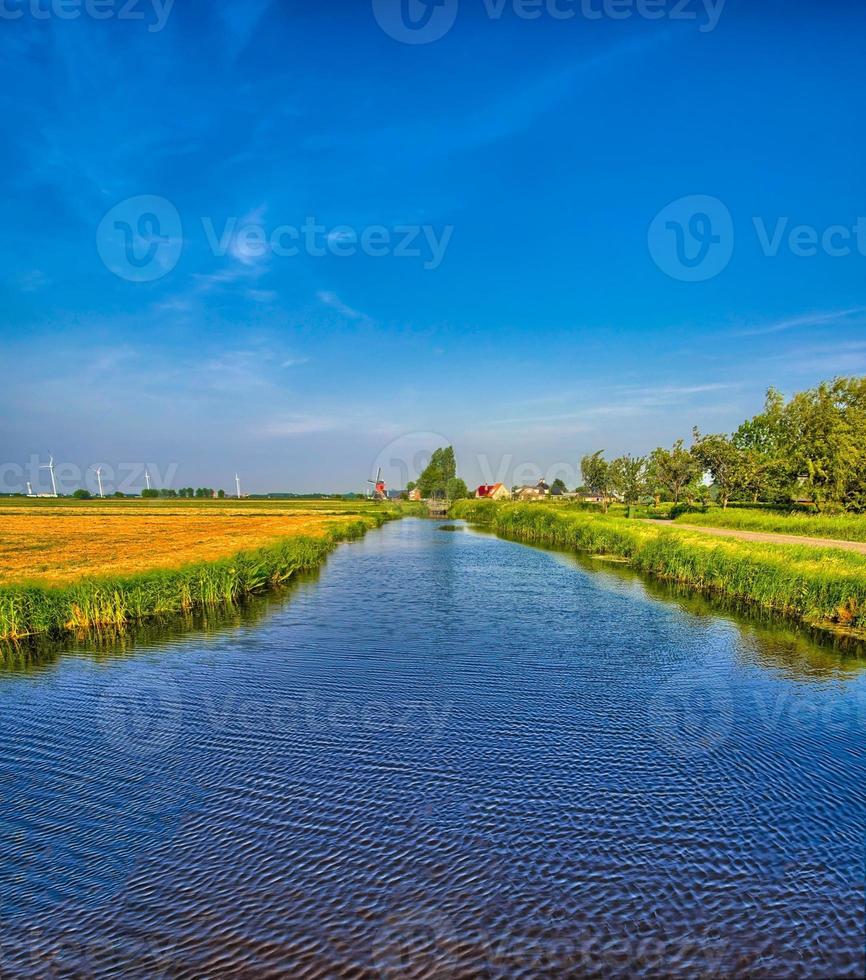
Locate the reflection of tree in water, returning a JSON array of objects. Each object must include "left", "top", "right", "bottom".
[{"left": 0, "top": 566, "right": 325, "bottom": 676}]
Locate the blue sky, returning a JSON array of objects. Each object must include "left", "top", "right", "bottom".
[{"left": 2, "top": 0, "right": 866, "bottom": 493}]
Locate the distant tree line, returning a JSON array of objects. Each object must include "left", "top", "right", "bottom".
[
  {"left": 580, "top": 376, "right": 866, "bottom": 514},
  {"left": 141, "top": 487, "right": 226, "bottom": 499}
]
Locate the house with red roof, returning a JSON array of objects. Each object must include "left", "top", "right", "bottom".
[{"left": 475, "top": 483, "right": 511, "bottom": 500}]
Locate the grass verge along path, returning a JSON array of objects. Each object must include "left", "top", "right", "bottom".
[
  {"left": 670, "top": 507, "right": 866, "bottom": 544},
  {"left": 451, "top": 500, "right": 866, "bottom": 638},
  {"left": 663, "top": 522, "right": 866, "bottom": 556}
]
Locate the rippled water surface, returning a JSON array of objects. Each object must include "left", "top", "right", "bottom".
[{"left": 1, "top": 519, "right": 864, "bottom": 977}]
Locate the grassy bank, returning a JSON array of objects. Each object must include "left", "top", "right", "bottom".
[
  {"left": 451, "top": 500, "right": 866, "bottom": 636},
  {"left": 0, "top": 509, "right": 402, "bottom": 641}
]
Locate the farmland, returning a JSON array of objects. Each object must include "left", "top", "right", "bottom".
[{"left": 0, "top": 498, "right": 408, "bottom": 640}]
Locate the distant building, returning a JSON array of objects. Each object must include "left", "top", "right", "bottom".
[
  {"left": 408, "top": 488, "right": 422, "bottom": 501},
  {"left": 514, "top": 480, "right": 549, "bottom": 501},
  {"left": 475, "top": 483, "right": 511, "bottom": 500}
]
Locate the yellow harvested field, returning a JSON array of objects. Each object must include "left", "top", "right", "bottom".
[{"left": 0, "top": 501, "right": 376, "bottom": 585}]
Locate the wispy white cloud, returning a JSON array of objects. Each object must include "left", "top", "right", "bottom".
[
  {"left": 258, "top": 415, "right": 339, "bottom": 437},
  {"left": 510, "top": 382, "right": 738, "bottom": 416},
  {"left": 731, "top": 307, "right": 866, "bottom": 337},
  {"left": 316, "top": 290, "right": 369, "bottom": 321},
  {"left": 19, "top": 270, "right": 48, "bottom": 292}
]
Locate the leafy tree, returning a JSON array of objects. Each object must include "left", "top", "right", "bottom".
[
  {"left": 446, "top": 477, "right": 469, "bottom": 500},
  {"left": 609, "top": 455, "right": 647, "bottom": 517},
  {"left": 691, "top": 430, "right": 747, "bottom": 509},
  {"left": 141, "top": 488, "right": 159, "bottom": 499},
  {"left": 217, "top": 489, "right": 226, "bottom": 499},
  {"left": 418, "top": 446, "right": 457, "bottom": 498},
  {"left": 113, "top": 491, "right": 125, "bottom": 498},
  {"left": 72, "top": 488, "right": 92, "bottom": 499},
  {"left": 648, "top": 440, "right": 701, "bottom": 504},
  {"left": 406, "top": 481, "right": 416, "bottom": 492},
  {"left": 580, "top": 451, "right": 612, "bottom": 512},
  {"left": 550, "top": 478, "right": 568, "bottom": 494},
  {"left": 782, "top": 377, "right": 866, "bottom": 511},
  {"left": 733, "top": 388, "right": 792, "bottom": 502}
]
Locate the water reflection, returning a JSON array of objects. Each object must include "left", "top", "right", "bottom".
[{"left": 471, "top": 523, "right": 866, "bottom": 682}]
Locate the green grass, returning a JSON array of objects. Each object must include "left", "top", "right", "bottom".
[
  {"left": 0, "top": 514, "right": 395, "bottom": 642},
  {"left": 670, "top": 506, "right": 866, "bottom": 543},
  {"left": 451, "top": 500, "right": 866, "bottom": 636}
]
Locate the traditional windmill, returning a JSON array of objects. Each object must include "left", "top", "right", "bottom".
[{"left": 367, "top": 467, "right": 387, "bottom": 500}]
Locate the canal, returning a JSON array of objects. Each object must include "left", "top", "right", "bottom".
[{"left": 0, "top": 518, "right": 863, "bottom": 976}]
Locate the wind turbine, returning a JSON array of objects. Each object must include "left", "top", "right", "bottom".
[
  {"left": 26, "top": 481, "right": 33, "bottom": 497},
  {"left": 235, "top": 473, "right": 242, "bottom": 499},
  {"left": 144, "top": 469, "right": 151, "bottom": 492},
  {"left": 40, "top": 453, "right": 58, "bottom": 496},
  {"left": 96, "top": 466, "right": 104, "bottom": 499}
]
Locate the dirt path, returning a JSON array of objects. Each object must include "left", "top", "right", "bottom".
[{"left": 646, "top": 521, "right": 866, "bottom": 555}]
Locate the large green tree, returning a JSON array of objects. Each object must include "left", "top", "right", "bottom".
[
  {"left": 732, "top": 387, "right": 792, "bottom": 502},
  {"left": 648, "top": 440, "right": 701, "bottom": 504},
  {"left": 691, "top": 430, "right": 750, "bottom": 509},
  {"left": 580, "top": 451, "right": 612, "bottom": 512},
  {"left": 782, "top": 377, "right": 866, "bottom": 511},
  {"left": 446, "top": 477, "right": 469, "bottom": 500},
  {"left": 417, "top": 446, "right": 457, "bottom": 498},
  {"left": 609, "top": 455, "right": 647, "bottom": 517}
]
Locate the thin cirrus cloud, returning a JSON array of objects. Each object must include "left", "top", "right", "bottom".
[
  {"left": 506, "top": 382, "right": 739, "bottom": 417},
  {"left": 731, "top": 307, "right": 866, "bottom": 337},
  {"left": 258, "top": 416, "right": 341, "bottom": 437},
  {"left": 316, "top": 290, "right": 369, "bottom": 321}
]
